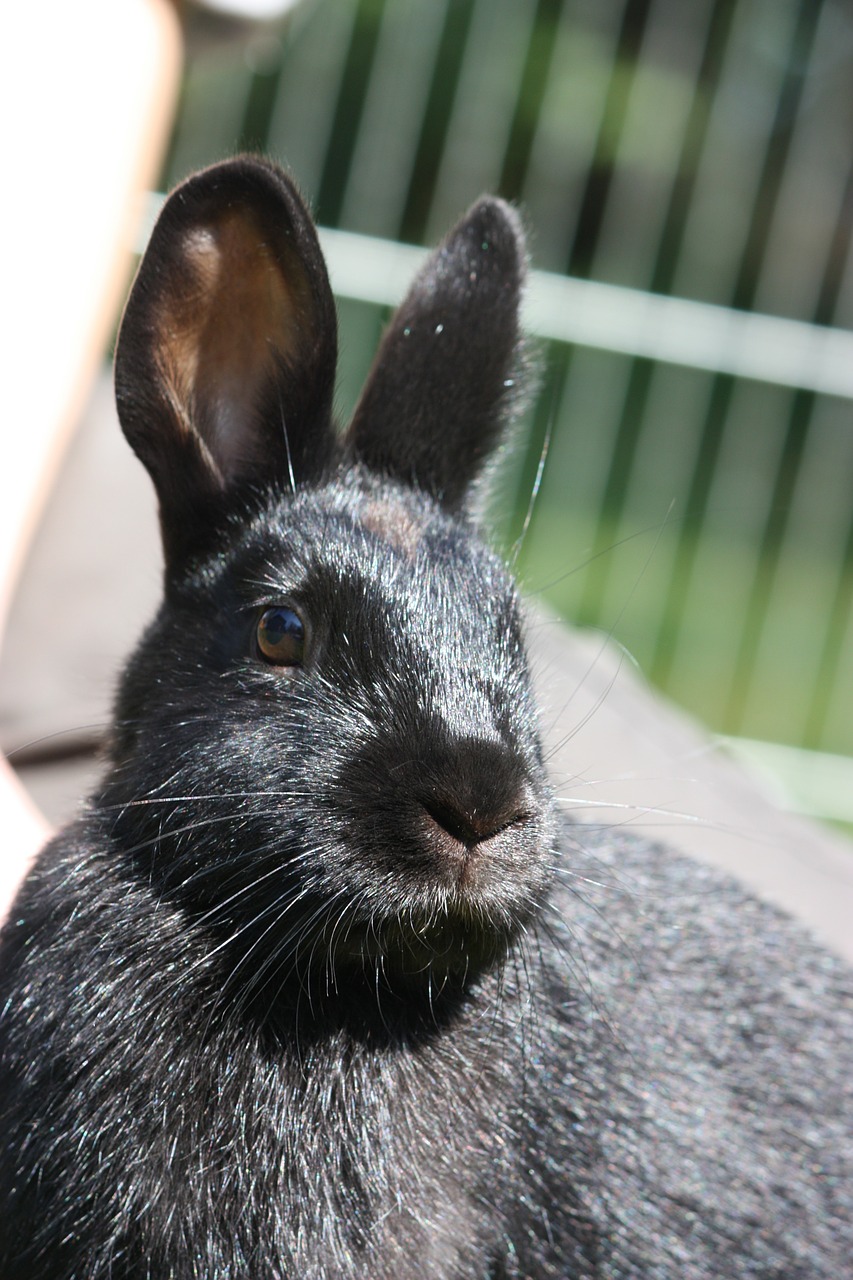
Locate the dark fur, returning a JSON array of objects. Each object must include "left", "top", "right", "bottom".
[{"left": 1, "top": 158, "right": 851, "bottom": 1278}]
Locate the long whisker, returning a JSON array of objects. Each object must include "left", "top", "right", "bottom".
[{"left": 510, "top": 396, "right": 555, "bottom": 568}]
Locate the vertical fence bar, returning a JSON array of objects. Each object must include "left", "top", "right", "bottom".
[
  {"left": 499, "top": 0, "right": 567, "bottom": 199},
  {"left": 337, "top": 0, "right": 451, "bottom": 237},
  {"left": 651, "top": 0, "right": 826, "bottom": 699},
  {"left": 798, "top": 162, "right": 853, "bottom": 750},
  {"left": 265, "top": 0, "right": 361, "bottom": 204},
  {"left": 315, "top": 0, "right": 391, "bottom": 226},
  {"left": 422, "top": 0, "right": 537, "bottom": 242},
  {"left": 508, "top": 0, "right": 636, "bottom": 573},
  {"left": 398, "top": 0, "right": 478, "bottom": 243},
  {"left": 514, "top": 0, "right": 656, "bottom": 616},
  {"left": 574, "top": 0, "right": 733, "bottom": 630}
]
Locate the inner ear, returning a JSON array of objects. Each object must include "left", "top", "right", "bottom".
[
  {"left": 154, "top": 208, "right": 315, "bottom": 482},
  {"left": 115, "top": 158, "right": 338, "bottom": 576}
]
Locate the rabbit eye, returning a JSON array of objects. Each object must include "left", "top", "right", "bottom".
[{"left": 255, "top": 606, "right": 305, "bottom": 666}]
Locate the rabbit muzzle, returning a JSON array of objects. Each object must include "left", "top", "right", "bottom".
[{"left": 325, "top": 724, "right": 554, "bottom": 981}]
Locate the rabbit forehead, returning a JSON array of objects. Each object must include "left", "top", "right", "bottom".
[
  {"left": 239, "top": 481, "right": 522, "bottom": 653},
  {"left": 357, "top": 496, "right": 423, "bottom": 560},
  {"left": 246, "top": 477, "right": 507, "bottom": 592}
]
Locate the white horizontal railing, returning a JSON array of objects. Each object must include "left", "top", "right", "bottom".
[
  {"left": 319, "top": 226, "right": 853, "bottom": 401},
  {"left": 139, "top": 195, "right": 853, "bottom": 401}
]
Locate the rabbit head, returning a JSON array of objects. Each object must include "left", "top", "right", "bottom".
[{"left": 107, "top": 157, "right": 554, "bottom": 1011}]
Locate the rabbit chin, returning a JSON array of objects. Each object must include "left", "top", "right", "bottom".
[
  {"left": 290, "top": 818, "right": 554, "bottom": 996},
  {"left": 296, "top": 898, "right": 524, "bottom": 994}
]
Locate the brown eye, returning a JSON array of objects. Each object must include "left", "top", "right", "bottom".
[{"left": 255, "top": 606, "right": 305, "bottom": 666}]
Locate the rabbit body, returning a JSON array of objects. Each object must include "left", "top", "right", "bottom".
[{"left": 0, "top": 157, "right": 851, "bottom": 1278}]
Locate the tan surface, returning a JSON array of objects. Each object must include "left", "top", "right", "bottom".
[{"left": 533, "top": 615, "right": 853, "bottom": 961}]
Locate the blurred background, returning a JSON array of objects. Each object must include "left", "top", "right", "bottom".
[
  {"left": 3, "top": 0, "right": 852, "bottom": 843},
  {"left": 160, "top": 0, "right": 853, "bottom": 830}
]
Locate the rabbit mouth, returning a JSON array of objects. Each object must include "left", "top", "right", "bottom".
[
  {"left": 313, "top": 798, "right": 550, "bottom": 987},
  {"left": 315, "top": 910, "right": 514, "bottom": 986}
]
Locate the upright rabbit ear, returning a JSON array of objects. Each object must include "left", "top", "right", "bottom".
[
  {"left": 115, "top": 157, "right": 337, "bottom": 574},
  {"left": 347, "top": 196, "right": 526, "bottom": 510}
]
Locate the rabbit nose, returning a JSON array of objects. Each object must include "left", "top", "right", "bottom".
[
  {"left": 335, "top": 731, "right": 544, "bottom": 884},
  {"left": 418, "top": 791, "right": 530, "bottom": 850},
  {"left": 412, "top": 737, "right": 538, "bottom": 861}
]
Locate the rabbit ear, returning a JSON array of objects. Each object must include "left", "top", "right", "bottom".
[
  {"left": 347, "top": 196, "right": 526, "bottom": 509},
  {"left": 115, "top": 157, "right": 337, "bottom": 573}
]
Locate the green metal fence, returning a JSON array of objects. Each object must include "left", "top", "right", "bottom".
[{"left": 160, "top": 0, "right": 853, "bottom": 822}]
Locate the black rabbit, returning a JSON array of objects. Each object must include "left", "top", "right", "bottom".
[{"left": 0, "top": 156, "right": 851, "bottom": 1279}]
